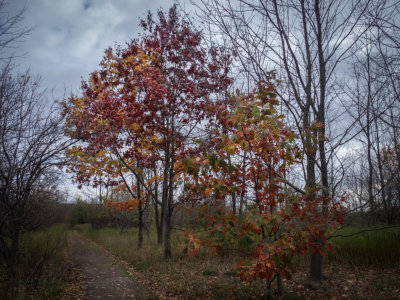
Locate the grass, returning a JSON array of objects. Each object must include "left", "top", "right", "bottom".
[
  {"left": 79, "top": 225, "right": 164, "bottom": 271},
  {"left": 77, "top": 225, "right": 267, "bottom": 299},
  {"left": 327, "top": 225, "right": 400, "bottom": 267},
  {"left": 75, "top": 224, "right": 400, "bottom": 299},
  {"left": 0, "top": 223, "right": 69, "bottom": 300}
]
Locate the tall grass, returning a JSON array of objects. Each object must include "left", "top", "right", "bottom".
[
  {"left": 81, "top": 226, "right": 172, "bottom": 270},
  {"left": 78, "top": 224, "right": 400, "bottom": 269},
  {"left": 0, "top": 224, "right": 68, "bottom": 299},
  {"left": 327, "top": 226, "right": 400, "bottom": 267}
]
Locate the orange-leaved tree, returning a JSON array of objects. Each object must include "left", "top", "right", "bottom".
[{"left": 182, "top": 75, "right": 346, "bottom": 297}]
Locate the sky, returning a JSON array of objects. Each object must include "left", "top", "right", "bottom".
[
  {"left": 5, "top": 0, "right": 198, "bottom": 200},
  {"left": 6, "top": 0, "right": 192, "bottom": 98}
]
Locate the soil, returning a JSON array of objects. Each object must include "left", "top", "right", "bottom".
[{"left": 67, "top": 232, "right": 148, "bottom": 300}]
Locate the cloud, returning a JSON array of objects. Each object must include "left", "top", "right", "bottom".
[
  {"left": 7, "top": 0, "right": 178, "bottom": 98},
  {"left": 4, "top": 0, "right": 196, "bottom": 199}
]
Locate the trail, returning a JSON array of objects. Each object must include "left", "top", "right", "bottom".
[{"left": 68, "top": 232, "right": 147, "bottom": 300}]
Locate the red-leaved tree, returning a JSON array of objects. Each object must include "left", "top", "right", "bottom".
[{"left": 64, "top": 5, "right": 232, "bottom": 257}]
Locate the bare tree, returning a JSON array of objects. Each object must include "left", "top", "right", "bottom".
[
  {"left": 192, "top": 0, "right": 395, "bottom": 283},
  {"left": 345, "top": 2, "right": 400, "bottom": 224},
  {"left": 0, "top": 0, "right": 30, "bottom": 59},
  {"left": 0, "top": 64, "right": 69, "bottom": 297}
]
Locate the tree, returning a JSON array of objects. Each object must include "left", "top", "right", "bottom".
[
  {"left": 0, "top": 3, "right": 68, "bottom": 296},
  {"left": 344, "top": 1, "right": 400, "bottom": 224},
  {"left": 182, "top": 79, "right": 346, "bottom": 297},
  {"left": 65, "top": 5, "right": 231, "bottom": 258},
  {"left": 193, "top": 0, "right": 387, "bottom": 282},
  {"left": 0, "top": 0, "right": 30, "bottom": 60},
  {"left": 0, "top": 64, "right": 69, "bottom": 297}
]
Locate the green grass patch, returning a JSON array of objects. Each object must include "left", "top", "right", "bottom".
[
  {"left": 327, "top": 226, "right": 400, "bottom": 267},
  {"left": 84, "top": 227, "right": 165, "bottom": 271}
]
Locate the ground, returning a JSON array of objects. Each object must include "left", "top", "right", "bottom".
[
  {"left": 62, "top": 228, "right": 400, "bottom": 299},
  {"left": 64, "top": 232, "right": 150, "bottom": 300}
]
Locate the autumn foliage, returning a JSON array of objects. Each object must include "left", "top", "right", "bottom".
[
  {"left": 64, "top": 4, "right": 346, "bottom": 289},
  {"left": 64, "top": 5, "right": 232, "bottom": 254},
  {"left": 181, "top": 75, "right": 347, "bottom": 285}
]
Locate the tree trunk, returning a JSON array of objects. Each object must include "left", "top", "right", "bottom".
[
  {"left": 164, "top": 160, "right": 174, "bottom": 259},
  {"left": 161, "top": 144, "right": 170, "bottom": 246},
  {"left": 164, "top": 113, "right": 176, "bottom": 259},
  {"left": 137, "top": 171, "right": 143, "bottom": 249},
  {"left": 164, "top": 210, "right": 172, "bottom": 259},
  {"left": 153, "top": 177, "right": 163, "bottom": 245},
  {"left": 227, "top": 153, "right": 237, "bottom": 214},
  {"left": 138, "top": 203, "right": 143, "bottom": 249},
  {"left": 154, "top": 199, "right": 163, "bottom": 245},
  {"left": 310, "top": 250, "right": 323, "bottom": 282}
]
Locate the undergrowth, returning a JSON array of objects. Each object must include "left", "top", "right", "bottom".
[
  {"left": 327, "top": 225, "right": 400, "bottom": 267},
  {"left": 0, "top": 224, "right": 68, "bottom": 300},
  {"left": 75, "top": 224, "right": 400, "bottom": 299}
]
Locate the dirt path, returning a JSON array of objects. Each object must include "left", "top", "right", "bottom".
[{"left": 68, "top": 232, "right": 148, "bottom": 300}]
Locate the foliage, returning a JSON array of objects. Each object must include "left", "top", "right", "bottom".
[
  {"left": 68, "top": 198, "right": 148, "bottom": 232},
  {"left": 64, "top": 5, "right": 232, "bottom": 255},
  {"left": 64, "top": 5, "right": 231, "bottom": 192},
  {"left": 181, "top": 77, "right": 347, "bottom": 285}
]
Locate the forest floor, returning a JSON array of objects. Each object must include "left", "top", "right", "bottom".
[
  {"left": 63, "top": 231, "right": 152, "bottom": 300},
  {"left": 63, "top": 227, "right": 400, "bottom": 299}
]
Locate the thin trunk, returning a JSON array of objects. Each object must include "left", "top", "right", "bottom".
[
  {"left": 154, "top": 199, "right": 162, "bottom": 245},
  {"left": 161, "top": 144, "right": 170, "bottom": 246},
  {"left": 138, "top": 201, "right": 143, "bottom": 249},
  {"left": 153, "top": 176, "right": 163, "bottom": 245},
  {"left": 137, "top": 170, "right": 143, "bottom": 249},
  {"left": 374, "top": 119, "right": 388, "bottom": 223},
  {"left": 254, "top": 168, "right": 265, "bottom": 239},
  {"left": 310, "top": 0, "right": 329, "bottom": 282},
  {"left": 365, "top": 51, "right": 375, "bottom": 219},
  {"left": 164, "top": 113, "right": 175, "bottom": 259},
  {"left": 232, "top": 193, "right": 237, "bottom": 215},
  {"left": 227, "top": 153, "right": 237, "bottom": 214},
  {"left": 164, "top": 209, "right": 172, "bottom": 259},
  {"left": 239, "top": 190, "right": 245, "bottom": 218},
  {"left": 239, "top": 151, "right": 247, "bottom": 218}
]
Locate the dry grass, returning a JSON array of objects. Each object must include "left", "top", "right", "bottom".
[{"left": 75, "top": 224, "right": 400, "bottom": 299}]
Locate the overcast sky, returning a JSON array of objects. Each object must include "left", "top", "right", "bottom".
[{"left": 6, "top": 0, "right": 194, "bottom": 99}]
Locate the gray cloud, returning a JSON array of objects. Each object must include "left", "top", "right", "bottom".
[
  {"left": 7, "top": 0, "right": 180, "bottom": 98},
  {"left": 4, "top": 0, "right": 193, "bottom": 198}
]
